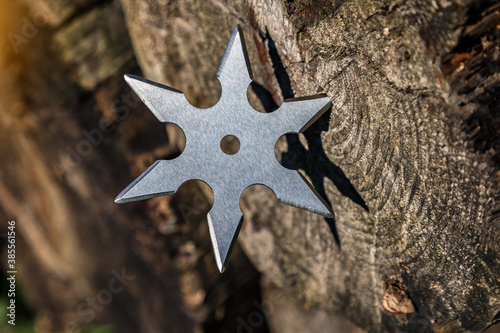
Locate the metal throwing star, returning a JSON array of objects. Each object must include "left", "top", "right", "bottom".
[{"left": 115, "top": 25, "right": 333, "bottom": 272}]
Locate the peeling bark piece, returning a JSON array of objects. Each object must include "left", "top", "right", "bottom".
[{"left": 381, "top": 277, "right": 415, "bottom": 314}]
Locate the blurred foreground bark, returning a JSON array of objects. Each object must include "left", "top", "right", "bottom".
[{"left": 0, "top": 0, "right": 499, "bottom": 332}]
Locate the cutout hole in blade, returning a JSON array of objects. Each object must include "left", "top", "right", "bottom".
[
  {"left": 171, "top": 179, "right": 214, "bottom": 224},
  {"left": 220, "top": 135, "right": 240, "bottom": 155},
  {"left": 274, "top": 133, "right": 306, "bottom": 170},
  {"left": 183, "top": 77, "right": 222, "bottom": 109},
  {"left": 247, "top": 82, "right": 279, "bottom": 113},
  {"left": 165, "top": 123, "right": 186, "bottom": 157}
]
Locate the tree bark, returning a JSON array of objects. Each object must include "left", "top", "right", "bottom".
[{"left": 0, "top": 0, "right": 499, "bottom": 332}]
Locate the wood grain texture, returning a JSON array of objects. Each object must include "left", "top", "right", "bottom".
[
  {"left": 239, "top": 1, "right": 500, "bottom": 331},
  {"left": 1, "top": 0, "right": 499, "bottom": 332},
  {"left": 119, "top": 0, "right": 500, "bottom": 330}
]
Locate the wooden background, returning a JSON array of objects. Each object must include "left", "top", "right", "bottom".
[{"left": 0, "top": 0, "right": 499, "bottom": 332}]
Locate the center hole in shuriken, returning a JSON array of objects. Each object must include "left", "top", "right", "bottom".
[{"left": 220, "top": 135, "right": 240, "bottom": 155}]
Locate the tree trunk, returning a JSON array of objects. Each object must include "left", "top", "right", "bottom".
[{"left": 0, "top": 0, "right": 499, "bottom": 332}]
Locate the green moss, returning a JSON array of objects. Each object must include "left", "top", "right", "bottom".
[
  {"left": 80, "top": 324, "right": 116, "bottom": 333},
  {"left": 295, "top": 0, "right": 312, "bottom": 11}
]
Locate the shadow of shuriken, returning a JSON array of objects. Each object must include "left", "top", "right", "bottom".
[{"left": 250, "top": 27, "right": 369, "bottom": 247}]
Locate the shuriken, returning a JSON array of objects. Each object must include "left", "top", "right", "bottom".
[{"left": 115, "top": 25, "right": 333, "bottom": 272}]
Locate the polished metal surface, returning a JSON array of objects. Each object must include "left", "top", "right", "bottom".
[{"left": 115, "top": 25, "right": 332, "bottom": 272}]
